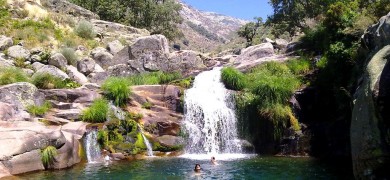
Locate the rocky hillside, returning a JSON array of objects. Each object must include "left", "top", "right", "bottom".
[{"left": 176, "top": 0, "right": 247, "bottom": 52}]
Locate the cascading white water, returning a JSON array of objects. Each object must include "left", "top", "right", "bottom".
[
  {"left": 84, "top": 129, "right": 102, "bottom": 163},
  {"left": 183, "top": 67, "right": 242, "bottom": 154},
  {"left": 138, "top": 125, "right": 154, "bottom": 156}
]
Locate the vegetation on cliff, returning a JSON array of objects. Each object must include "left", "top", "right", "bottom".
[{"left": 70, "top": 0, "right": 183, "bottom": 40}]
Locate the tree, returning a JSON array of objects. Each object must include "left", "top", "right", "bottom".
[{"left": 238, "top": 17, "right": 263, "bottom": 47}]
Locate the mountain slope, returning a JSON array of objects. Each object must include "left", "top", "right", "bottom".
[{"left": 176, "top": 1, "right": 247, "bottom": 52}]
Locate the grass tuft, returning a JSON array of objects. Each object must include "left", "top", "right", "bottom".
[
  {"left": 31, "top": 73, "right": 65, "bottom": 89},
  {"left": 286, "top": 57, "right": 312, "bottom": 75},
  {"left": 41, "top": 146, "right": 57, "bottom": 169},
  {"left": 221, "top": 67, "right": 246, "bottom": 91},
  {"left": 60, "top": 47, "right": 78, "bottom": 65},
  {"left": 81, "top": 98, "right": 109, "bottom": 123},
  {"left": 27, "top": 101, "right": 52, "bottom": 117},
  {"left": 0, "top": 67, "right": 29, "bottom": 85},
  {"left": 102, "top": 77, "right": 131, "bottom": 106}
]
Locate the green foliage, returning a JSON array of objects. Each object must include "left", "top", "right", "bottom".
[
  {"left": 127, "top": 71, "right": 182, "bottom": 85},
  {"left": 70, "top": 0, "right": 183, "bottom": 40},
  {"left": 237, "top": 17, "right": 263, "bottom": 46},
  {"left": 41, "top": 146, "right": 57, "bottom": 169},
  {"left": 0, "top": 67, "right": 29, "bottom": 85},
  {"left": 142, "top": 102, "right": 153, "bottom": 109},
  {"left": 120, "top": 119, "right": 138, "bottom": 133},
  {"left": 101, "top": 77, "right": 131, "bottom": 106},
  {"left": 221, "top": 67, "right": 246, "bottom": 91},
  {"left": 286, "top": 57, "right": 312, "bottom": 75},
  {"left": 31, "top": 73, "right": 78, "bottom": 89},
  {"left": 134, "top": 133, "right": 146, "bottom": 149},
  {"left": 126, "top": 112, "right": 144, "bottom": 122},
  {"left": 27, "top": 101, "right": 52, "bottom": 117},
  {"left": 60, "top": 47, "right": 78, "bottom": 65},
  {"left": 81, "top": 98, "right": 109, "bottom": 123},
  {"left": 14, "top": 57, "right": 27, "bottom": 68},
  {"left": 171, "top": 76, "right": 194, "bottom": 88},
  {"left": 74, "top": 20, "right": 95, "bottom": 39}
]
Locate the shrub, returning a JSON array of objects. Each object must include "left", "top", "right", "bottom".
[
  {"left": 31, "top": 73, "right": 65, "bottom": 89},
  {"left": 74, "top": 20, "right": 95, "bottom": 39},
  {"left": 60, "top": 47, "right": 78, "bottom": 65},
  {"left": 27, "top": 101, "right": 52, "bottom": 117},
  {"left": 14, "top": 57, "right": 27, "bottom": 68},
  {"left": 127, "top": 71, "right": 182, "bottom": 85},
  {"left": 0, "top": 67, "right": 29, "bottom": 85},
  {"left": 221, "top": 67, "right": 246, "bottom": 91},
  {"left": 102, "top": 77, "right": 131, "bottom": 106},
  {"left": 81, "top": 98, "right": 109, "bottom": 123},
  {"left": 41, "top": 146, "right": 57, "bottom": 169},
  {"left": 286, "top": 57, "right": 312, "bottom": 75}
]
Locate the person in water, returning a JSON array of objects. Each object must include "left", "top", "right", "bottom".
[
  {"left": 211, "top": 156, "right": 218, "bottom": 165},
  {"left": 194, "top": 164, "right": 201, "bottom": 173}
]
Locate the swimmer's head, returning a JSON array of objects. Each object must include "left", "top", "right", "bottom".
[{"left": 194, "top": 164, "right": 201, "bottom": 172}]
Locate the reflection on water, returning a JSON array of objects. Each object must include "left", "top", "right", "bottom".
[{"left": 13, "top": 156, "right": 352, "bottom": 180}]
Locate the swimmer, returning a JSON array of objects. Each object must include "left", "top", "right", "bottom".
[
  {"left": 194, "top": 164, "right": 201, "bottom": 173},
  {"left": 211, "top": 156, "right": 218, "bottom": 165}
]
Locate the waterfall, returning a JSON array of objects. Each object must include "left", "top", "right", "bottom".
[
  {"left": 138, "top": 125, "right": 154, "bottom": 156},
  {"left": 84, "top": 128, "right": 102, "bottom": 163},
  {"left": 183, "top": 67, "right": 242, "bottom": 154}
]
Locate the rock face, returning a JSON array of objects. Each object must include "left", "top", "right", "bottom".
[
  {"left": 156, "top": 135, "right": 184, "bottom": 147},
  {"left": 41, "top": 0, "right": 99, "bottom": 19},
  {"left": 0, "top": 121, "right": 87, "bottom": 178},
  {"left": 0, "top": 36, "right": 13, "bottom": 51},
  {"left": 0, "top": 82, "right": 45, "bottom": 110},
  {"left": 0, "top": 102, "right": 30, "bottom": 121},
  {"left": 350, "top": 12, "right": 390, "bottom": 179},
  {"left": 7, "top": 45, "right": 30, "bottom": 59},
  {"left": 236, "top": 43, "right": 274, "bottom": 62}
]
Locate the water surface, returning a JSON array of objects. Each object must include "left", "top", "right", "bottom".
[{"left": 14, "top": 156, "right": 351, "bottom": 179}]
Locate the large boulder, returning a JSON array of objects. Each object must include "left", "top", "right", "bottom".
[
  {"left": 0, "top": 82, "right": 45, "bottom": 110},
  {"left": 362, "top": 12, "right": 390, "bottom": 51},
  {"left": 351, "top": 46, "right": 390, "bottom": 179},
  {"left": 48, "top": 53, "right": 68, "bottom": 69},
  {"left": 107, "top": 40, "right": 124, "bottom": 55},
  {"left": 235, "top": 43, "right": 274, "bottom": 62},
  {"left": 107, "top": 64, "right": 136, "bottom": 77},
  {"left": 41, "top": 88, "right": 101, "bottom": 104},
  {"left": 274, "top": 39, "right": 289, "bottom": 50},
  {"left": 91, "top": 47, "right": 114, "bottom": 69},
  {"left": 169, "top": 50, "right": 206, "bottom": 73},
  {"left": 33, "top": 65, "right": 70, "bottom": 80},
  {"left": 77, "top": 57, "right": 96, "bottom": 75},
  {"left": 7, "top": 45, "right": 30, "bottom": 59},
  {"left": 0, "top": 36, "right": 13, "bottom": 51},
  {"left": 66, "top": 65, "right": 88, "bottom": 85}
]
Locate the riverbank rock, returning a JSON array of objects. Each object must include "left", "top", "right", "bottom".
[
  {"left": 0, "top": 82, "right": 45, "bottom": 110},
  {"left": 156, "top": 135, "right": 184, "bottom": 147}
]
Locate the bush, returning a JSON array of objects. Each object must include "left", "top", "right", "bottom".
[
  {"left": 81, "top": 98, "right": 109, "bottom": 123},
  {"left": 27, "top": 101, "right": 52, "bottom": 117},
  {"left": 101, "top": 77, "right": 131, "bottom": 106},
  {"left": 14, "top": 57, "right": 27, "bottom": 68},
  {"left": 41, "top": 146, "right": 57, "bottom": 169},
  {"left": 74, "top": 20, "right": 95, "bottom": 39},
  {"left": 31, "top": 73, "right": 65, "bottom": 89},
  {"left": 60, "top": 47, "right": 78, "bottom": 65},
  {"left": 0, "top": 67, "right": 29, "bottom": 85},
  {"left": 221, "top": 67, "right": 246, "bottom": 91}
]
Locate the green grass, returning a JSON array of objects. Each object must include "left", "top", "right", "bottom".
[
  {"left": 81, "top": 98, "right": 109, "bottom": 123},
  {"left": 0, "top": 67, "right": 29, "bottom": 85},
  {"left": 101, "top": 77, "right": 131, "bottom": 106},
  {"left": 27, "top": 101, "right": 52, "bottom": 117},
  {"left": 74, "top": 20, "right": 95, "bottom": 39},
  {"left": 134, "top": 133, "right": 146, "bottom": 149},
  {"left": 31, "top": 73, "right": 66, "bottom": 89},
  {"left": 286, "top": 57, "right": 312, "bottom": 75},
  {"left": 221, "top": 67, "right": 246, "bottom": 91},
  {"left": 142, "top": 102, "right": 153, "bottom": 109},
  {"left": 127, "top": 71, "right": 182, "bottom": 85},
  {"left": 60, "top": 47, "right": 78, "bottom": 65},
  {"left": 41, "top": 146, "right": 57, "bottom": 169}
]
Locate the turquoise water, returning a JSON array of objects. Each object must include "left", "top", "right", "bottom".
[{"left": 14, "top": 156, "right": 352, "bottom": 180}]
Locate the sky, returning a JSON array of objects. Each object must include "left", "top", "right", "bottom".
[{"left": 181, "top": 0, "right": 273, "bottom": 21}]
